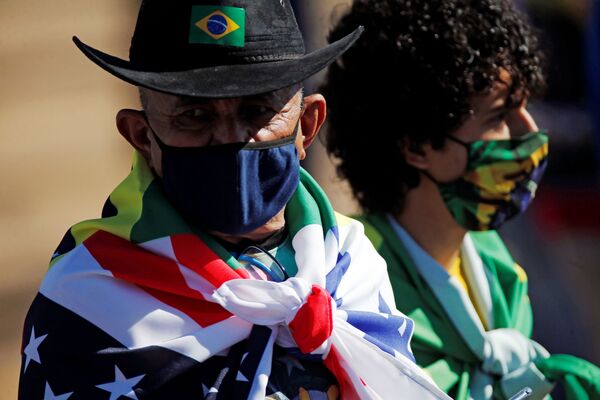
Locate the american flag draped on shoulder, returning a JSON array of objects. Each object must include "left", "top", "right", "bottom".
[{"left": 19, "top": 152, "right": 449, "bottom": 400}]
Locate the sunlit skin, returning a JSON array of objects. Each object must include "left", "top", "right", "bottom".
[
  {"left": 115, "top": 86, "right": 327, "bottom": 245},
  {"left": 397, "top": 73, "right": 539, "bottom": 270}
]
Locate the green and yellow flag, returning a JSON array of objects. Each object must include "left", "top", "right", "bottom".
[{"left": 189, "top": 6, "right": 245, "bottom": 47}]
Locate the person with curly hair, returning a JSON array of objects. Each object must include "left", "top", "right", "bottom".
[{"left": 322, "top": 0, "right": 600, "bottom": 399}]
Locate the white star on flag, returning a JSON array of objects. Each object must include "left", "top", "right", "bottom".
[
  {"left": 44, "top": 382, "right": 72, "bottom": 400},
  {"left": 203, "top": 384, "right": 218, "bottom": 395},
  {"left": 202, "top": 384, "right": 219, "bottom": 395},
  {"left": 236, "top": 352, "right": 249, "bottom": 382},
  {"left": 236, "top": 371, "right": 249, "bottom": 382},
  {"left": 96, "top": 365, "right": 145, "bottom": 400},
  {"left": 23, "top": 326, "right": 48, "bottom": 372}
]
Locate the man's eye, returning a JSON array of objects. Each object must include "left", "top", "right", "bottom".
[{"left": 182, "top": 108, "right": 211, "bottom": 120}]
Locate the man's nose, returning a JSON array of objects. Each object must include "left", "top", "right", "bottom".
[
  {"left": 210, "top": 120, "right": 255, "bottom": 145},
  {"left": 507, "top": 105, "right": 539, "bottom": 137}
]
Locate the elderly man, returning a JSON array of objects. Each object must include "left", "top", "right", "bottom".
[
  {"left": 18, "top": 1, "right": 449, "bottom": 399},
  {"left": 322, "top": 0, "right": 600, "bottom": 399}
]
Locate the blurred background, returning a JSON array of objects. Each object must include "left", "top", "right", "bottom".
[{"left": 0, "top": 0, "right": 598, "bottom": 398}]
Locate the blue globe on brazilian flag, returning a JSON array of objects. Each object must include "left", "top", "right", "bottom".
[{"left": 189, "top": 6, "right": 245, "bottom": 47}]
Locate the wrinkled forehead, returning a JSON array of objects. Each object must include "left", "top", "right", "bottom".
[{"left": 141, "top": 85, "right": 302, "bottom": 111}]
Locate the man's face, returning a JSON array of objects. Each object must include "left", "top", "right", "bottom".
[
  {"left": 116, "top": 85, "right": 326, "bottom": 242},
  {"left": 423, "top": 74, "right": 539, "bottom": 183},
  {"left": 141, "top": 86, "right": 304, "bottom": 176}
]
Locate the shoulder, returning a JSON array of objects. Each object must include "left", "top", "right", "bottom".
[
  {"left": 333, "top": 212, "right": 366, "bottom": 250},
  {"left": 329, "top": 212, "right": 398, "bottom": 312},
  {"left": 351, "top": 214, "right": 386, "bottom": 250},
  {"left": 333, "top": 211, "right": 363, "bottom": 233},
  {"left": 333, "top": 212, "right": 381, "bottom": 251},
  {"left": 332, "top": 211, "right": 386, "bottom": 265}
]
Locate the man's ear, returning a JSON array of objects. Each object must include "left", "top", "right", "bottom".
[
  {"left": 297, "top": 94, "right": 326, "bottom": 160},
  {"left": 401, "top": 138, "right": 431, "bottom": 170},
  {"left": 116, "top": 109, "right": 152, "bottom": 159}
]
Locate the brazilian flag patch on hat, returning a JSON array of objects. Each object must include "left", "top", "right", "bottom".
[{"left": 189, "top": 6, "right": 245, "bottom": 47}]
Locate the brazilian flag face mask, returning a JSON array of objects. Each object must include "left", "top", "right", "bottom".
[{"left": 436, "top": 131, "right": 549, "bottom": 231}]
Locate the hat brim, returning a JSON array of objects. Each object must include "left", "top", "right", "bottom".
[{"left": 73, "top": 26, "right": 363, "bottom": 98}]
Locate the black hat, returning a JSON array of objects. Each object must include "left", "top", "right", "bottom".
[{"left": 73, "top": 0, "right": 363, "bottom": 98}]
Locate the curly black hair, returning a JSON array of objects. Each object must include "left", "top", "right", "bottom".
[{"left": 322, "top": 0, "right": 545, "bottom": 214}]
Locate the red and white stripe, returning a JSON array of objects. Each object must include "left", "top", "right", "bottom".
[{"left": 40, "top": 231, "right": 252, "bottom": 363}]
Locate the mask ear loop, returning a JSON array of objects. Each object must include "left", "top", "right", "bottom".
[
  {"left": 420, "top": 169, "right": 441, "bottom": 185},
  {"left": 143, "top": 113, "right": 170, "bottom": 151},
  {"left": 420, "top": 135, "right": 471, "bottom": 185},
  {"left": 445, "top": 135, "right": 471, "bottom": 148}
]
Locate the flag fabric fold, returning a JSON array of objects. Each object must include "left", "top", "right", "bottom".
[
  {"left": 358, "top": 212, "right": 600, "bottom": 400},
  {"left": 20, "top": 152, "right": 449, "bottom": 400}
]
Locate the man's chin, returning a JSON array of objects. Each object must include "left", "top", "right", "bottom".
[{"left": 207, "top": 208, "right": 287, "bottom": 245}]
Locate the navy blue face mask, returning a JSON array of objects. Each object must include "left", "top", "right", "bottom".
[{"left": 150, "top": 122, "right": 300, "bottom": 235}]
